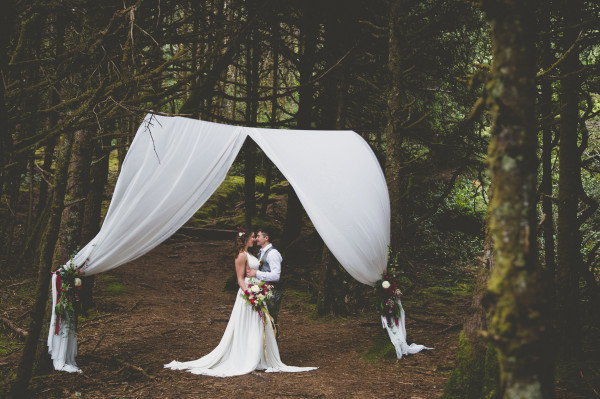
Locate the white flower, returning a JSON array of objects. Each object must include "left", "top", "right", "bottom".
[
  {"left": 266, "top": 291, "right": 273, "bottom": 299},
  {"left": 382, "top": 281, "right": 391, "bottom": 289},
  {"left": 251, "top": 285, "right": 260, "bottom": 293},
  {"left": 395, "top": 289, "right": 402, "bottom": 296},
  {"left": 74, "top": 278, "right": 82, "bottom": 287},
  {"left": 239, "top": 232, "right": 244, "bottom": 237},
  {"left": 257, "top": 294, "right": 265, "bottom": 301}
]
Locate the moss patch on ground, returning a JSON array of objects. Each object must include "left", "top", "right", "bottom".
[
  {"left": 362, "top": 328, "right": 398, "bottom": 361},
  {"left": 99, "top": 275, "right": 128, "bottom": 296}
]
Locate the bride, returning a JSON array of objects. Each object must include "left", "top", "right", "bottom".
[{"left": 165, "top": 229, "right": 317, "bottom": 377}]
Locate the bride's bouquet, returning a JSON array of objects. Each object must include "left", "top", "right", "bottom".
[{"left": 241, "top": 279, "right": 274, "bottom": 321}]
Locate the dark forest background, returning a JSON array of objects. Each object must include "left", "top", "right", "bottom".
[{"left": 1, "top": 0, "right": 599, "bottom": 397}]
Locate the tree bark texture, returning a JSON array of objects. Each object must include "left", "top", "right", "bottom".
[
  {"left": 385, "top": 0, "right": 408, "bottom": 252},
  {"left": 556, "top": 0, "right": 583, "bottom": 360},
  {"left": 79, "top": 137, "right": 110, "bottom": 313},
  {"left": 52, "top": 129, "right": 93, "bottom": 266},
  {"left": 11, "top": 132, "right": 73, "bottom": 397},
  {"left": 316, "top": 1, "right": 356, "bottom": 316},
  {"left": 244, "top": 13, "right": 259, "bottom": 230},
  {"left": 282, "top": 1, "right": 318, "bottom": 249},
  {"left": 443, "top": 186, "right": 500, "bottom": 399},
  {"left": 482, "top": 0, "right": 552, "bottom": 397},
  {"left": 260, "top": 17, "right": 280, "bottom": 218}
]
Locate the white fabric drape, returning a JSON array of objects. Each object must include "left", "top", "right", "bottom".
[
  {"left": 49, "top": 115, "right": 246, "bottom": 368},
  {"left": 75, "top": 115, "right": 246, "bottom": 275},
  {"left": 47, "top": 273, "right": 81, "bottom": 373},
  {"left": 381, "top": 300, "right": 432, "bottom": 358},
  {"left": 248, "top": 128, "right": 389, "bottom": 285},
  {"left": 48, "top": 114, "right": 400, "bottom": 372}
]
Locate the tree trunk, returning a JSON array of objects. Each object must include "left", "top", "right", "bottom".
[
  {"left": 26, "top": 158, "right": 34, "bottom": 237},
  {"left": 481, "top": 0, "right": 552, "bottom": 396},
  {"left": 260, "top": 17, "right": 280, "bottom": 218},
  {"left": 38, "top": 14, "right": 64, "bottom": 220},
  {"left": 52, "top": 129, "right": 93, "bottom": 266},
  {"left": 37, "top": 141, "right": 56, "bottom": 220},
  {"left": 79, "top": 137, "right": 111, "bottom": 313},
  {"left": 282, "top": 1, "right": 318, "bottom": 249},
  {"left": 385, "top": 0, "right": 408, "bottom": 253},
  {"left": 0, "top": 1, "right": 16, "bottom": 251},
  {"left": 316, "top": 0, "right": 354, "bottom": 317},
  {"left": 11, "top": 132, "right": 74, "bottom": 397},
  {"left": 81, "top": 138, "right": 110, "bottom": 245},
  {"left": 556, "top": 0, "right": 583, "bottom": 360},
  {"left": 0, "top": 0, "right": 14, "bottom": 187},
  {"left": 442, "top": 187, "right": 500, "bottom": 398},
  {"left": 244, "top": 12, "right": 259, "bottom": 230},
  {"left": 1, "top": 14, "right": 39, "bottom": 258}
]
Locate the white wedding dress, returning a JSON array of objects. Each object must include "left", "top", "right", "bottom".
[{"left": 164, "top": 252, "right": 317, "bottom": 377}]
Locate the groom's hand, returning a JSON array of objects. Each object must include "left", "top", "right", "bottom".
[{"left": 246, "top": 267, "right": 257, "bottom": 277}]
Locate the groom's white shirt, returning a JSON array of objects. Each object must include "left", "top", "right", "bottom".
[{"left": 256, "top": 243, "right": 282, "bottom": 282}]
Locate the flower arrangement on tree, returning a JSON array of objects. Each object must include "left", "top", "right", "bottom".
[
  {"left": 241, "top": 278, "right": 274, "bottom": 321},
  {"left": 375, "top": 272, "right": 404, "bottom": 327},
  {"left": 54, "top": 262, "right": 83, "bottom": 333},
  {"left": 375, "top": 249, "right": 410, "bottom": 327}
]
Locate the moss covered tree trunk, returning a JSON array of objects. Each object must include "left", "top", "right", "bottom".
[
  {"left": 482, "top": 0, "right": 552, "bottom": 396},
  {"left": 10, "top": 132, "right": 74, "bottom": 397},
  {"left": 556, "top": 0, "right": 583, "bottom": 360},
  {"left": 442, "top": 186, "right": 500, "bottom": 398}
]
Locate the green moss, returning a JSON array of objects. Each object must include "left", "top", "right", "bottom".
[
  {"left": 441, "top": 332, "right": 484, "bottom": 398},
  {"left": 0, "top": 333, "right": 19, "bottom": 356},
  {"left": 362, "top": 328, "right": 398, "bottom": 361},
  {"left": 442, "top": 331, "right": 497, "bottom": 399},
  {"left": 99, "top": 275, "right": 128, "bottom": 296},
  {"left": 187, "top": 175, "right": 266, "bottom": 227},
  {"left": 481, "top": 343, "right": 501, "bottom": 399},
  {"left": 284, "top": 289, "right": 316, "bottom": 314}
]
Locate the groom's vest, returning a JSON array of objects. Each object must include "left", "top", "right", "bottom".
[{"left": 260, "top": 246, "right": 282, "bottom": 291}]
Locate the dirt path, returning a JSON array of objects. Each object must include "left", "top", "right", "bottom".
[{"left": 28, "top": 238, "right": 467, "bottom": 398}]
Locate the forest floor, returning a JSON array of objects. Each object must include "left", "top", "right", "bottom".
[{"left": 2, "top": 235, "right": 473, "bottom": 398}]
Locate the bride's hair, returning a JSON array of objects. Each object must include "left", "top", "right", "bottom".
[{"left": 234, "top": 227, "right": 250, "bottom": 254}]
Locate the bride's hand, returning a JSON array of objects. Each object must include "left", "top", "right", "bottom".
[{"left": 246, "top": 267, "right": 257, "bottom": 277}]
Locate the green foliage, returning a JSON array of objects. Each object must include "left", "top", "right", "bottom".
[
  {"left": 186, "top": 175, "right": 266, "bottom": 227},
  {"left": 445, "top": 177, "right": 487, "bottom": 217}
]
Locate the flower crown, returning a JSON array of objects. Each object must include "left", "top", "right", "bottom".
[{"left": 237, "top": 227, "right": 246, "bottom": 238}]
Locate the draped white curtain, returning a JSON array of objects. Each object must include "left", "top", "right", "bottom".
[
  {"left": 49, "top": 114, "right": 429, "bottom": 372},
  {"left": 248, "top": 128, "right": 389, "bottom": 285}
]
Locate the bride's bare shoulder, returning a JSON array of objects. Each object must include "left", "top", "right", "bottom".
[{"left": 235, "top": 251, "right": 247, "bottom": 261}]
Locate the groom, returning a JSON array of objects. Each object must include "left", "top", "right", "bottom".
[{"left": 246, "top": 228, "right": 283, "bottom": 341}]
